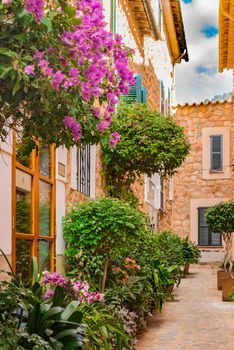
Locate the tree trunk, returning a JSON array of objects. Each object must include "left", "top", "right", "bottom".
[
  {"left": 101, "top": 258, "right": 109, "bottom": 293},
  {"left": 223, "top": 233, "right": 233, "bottom": 275}
]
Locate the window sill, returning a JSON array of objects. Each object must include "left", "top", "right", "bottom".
[
  {"left": 209, "top": 170, "right": 224, "bottom": 174},
  {"left": 198, "top": 246, "right": 224, "bottom": 249}
]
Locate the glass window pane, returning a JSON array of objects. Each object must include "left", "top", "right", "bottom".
[
  {"left": 212, "top": 136, "right": 222, "bottom": 153},
  {"left": 39, "top": 181, "right": 51, "bottom": 236},
  {"left": 16, "top": 239, "right": 32, "bottom": 283},
  {"left": 211, "top": 232, "right": 221, "bottom": 246},
  {"left": 16, "top": 169, "right": 32, "bottom": 234},
  {"left": 199, "top": 208, "right": 207, "bottom": 226},
  {"left": 199, "top": 227, "right": 209, "bottom": 245},
  {"left": 212, "top": 153, "right": 222, "bottom": 170},
  {"left": 16, "top": 136, "right": 32, "bottom": 168},
  {"left": 40, "top": 146, "right": 51, "bottom": 177},
  {"left": 39, "top": 240, "right": 50, "bottom": 272}
]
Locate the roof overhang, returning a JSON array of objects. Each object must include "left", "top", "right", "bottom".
[
  {"left": 219, "top": 0, "right": 234, "bottom": 72},
  {"left": 162, "top": 0, "right": 189, "bottom": 63}
]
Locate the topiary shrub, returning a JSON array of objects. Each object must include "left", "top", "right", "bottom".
[
  {"left": 101, "top": 103, "right": 190, "bottom": 199},
  {"left": 206, "top": 201, "right": 234, "bottom": 271},
  {"left": 63, "top": 197, "right": 149, "bottom": 291}
]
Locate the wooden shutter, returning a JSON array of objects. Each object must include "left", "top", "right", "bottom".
[
  {"left": 210, "top": 135, "right": 223, "bottom": 171},
  {"left": 160, "top": 81, "right": 165, "bottom": 114},
  {"left": 111, "top": 0, "right": 116, "bottom": 36},
  {"left": 141, "top": 87, "right": 147, "bottom": 103},
  {"left": 121, "top": 74, "right": 142, "bottom": 104}
]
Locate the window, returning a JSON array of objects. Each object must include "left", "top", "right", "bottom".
[
  {"left": 198, "top": 208, "right": 221, "bottom": 246},
  {"left": 168, "top": 88, "right": 171, "bottom": 115},
  {"left": 111, "top": 0, "right": 116, "bottom": 36},
  {"left": 13, "top": 136, "right": 55, "bottom": 282},
  {"left": 121, "top": 74, "right": 147, "bottom": 104},
  {"left": 160, "top": 81, "right": 165, "bottom": 115},
  {"left": 160, "top": 176, "right": 165, "bottom": 210},
  {"left": 210, "top": 135, "right": 223, "bottom": 171},
  {"left": 77, "top": 144, "right": 91, "bottom": 196}
]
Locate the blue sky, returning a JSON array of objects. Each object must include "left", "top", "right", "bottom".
[{"left": 176, "top": 0, "right": 232, "bottom": 103}]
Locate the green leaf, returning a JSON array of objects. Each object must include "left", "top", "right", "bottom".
[
  {"left": 61, "top": 301, "right": 80, "bottom": 321},
  {"left": 52, "top": 286, "right": 66, "bottom": 307},
  {"left": 42, "top": 17, "right": 53, "bottom": 32},
  {"left": 63, "top": 340, "right": 83, "bottom": 350},
  {"left": 12, "top": 75, "right": 22, "bottom": 96},
  {"left": 0, "top": 48, "right": 18, "bottom": 58},
  {"left": 65, "top": 5, "right": 76, "bottom": 17}
]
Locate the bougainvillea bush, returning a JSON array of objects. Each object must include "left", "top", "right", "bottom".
[{"left": 0, "top": 0, "right": 134, "bottom": 148}]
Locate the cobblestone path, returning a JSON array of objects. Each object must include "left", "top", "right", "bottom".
[{"left": 136, "top": 266, "right": 234, "bottom": 350}]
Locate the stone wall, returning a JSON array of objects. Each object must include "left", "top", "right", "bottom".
[{"left": 170, "top": 100, "right": 234, "bottom": 250}]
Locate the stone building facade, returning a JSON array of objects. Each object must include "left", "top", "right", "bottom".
[
  {"left": 168, "top": 98, "right": 234, "bottom": 261},
  {"left": 0, "top": 0, "right": 188, "bottom": 277}
]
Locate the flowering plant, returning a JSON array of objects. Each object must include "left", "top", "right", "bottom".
[
  {"left": 112, "top": 257, "right": 141, "bottom": 283},
  {"left": 41, "top": 271, "right": 102, "bottom": 304},
  {"left": 0, "top": 0, "right": 134, "bottom": 148}
]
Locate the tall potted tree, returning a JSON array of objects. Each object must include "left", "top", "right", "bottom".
[{"left": 205, "top": 201, "right": 234, "bottom": 300}]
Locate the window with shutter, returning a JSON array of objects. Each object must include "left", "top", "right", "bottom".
[
  {"left": 160, "top": 176, "right": 165, "bottom": 211},
  {"left": 121, "top": 74, "right": 142, "bottom": 104},
  {"left": 160, "top": 81, "right": 165, "bottom": 115},
  {"left": 111, "top": 0, "right": 116, "bottom": 36},
  {"left": 168, "top": 88, "right": 171, "bottom": 115},
  {"left": 77, "top": 144, "right": 91, "bottom": 196},
  {"left": 210, "top": 135, "right": 223, "bottom": 171},
  {"left": 141, "top": 87, "right": 147, "bottom": 103},
  {"left": 198, "top": 208, "right": 221, "bottom": 246}
]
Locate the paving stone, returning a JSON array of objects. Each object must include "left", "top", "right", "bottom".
[{"left": 136, "top": 265, "right": 234, "bottom": 350}]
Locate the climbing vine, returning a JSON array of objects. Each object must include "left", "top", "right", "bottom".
[{"left": 0, "top": 0, "right": 134, "bottom": 148}]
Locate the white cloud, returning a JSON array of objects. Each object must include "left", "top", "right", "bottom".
[{"left": 175, "top": 0, "right": 233, "bottom": 104}]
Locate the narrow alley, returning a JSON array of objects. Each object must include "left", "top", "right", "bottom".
[{"left": 136, "top": 266, "right": 234, "bottom": 350}]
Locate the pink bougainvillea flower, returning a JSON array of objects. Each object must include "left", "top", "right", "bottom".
[
  {"left": 108, "top": 131, "right": 121, "bottom": 147},
  {"left": 93, "top": 107, "right": 101, "bottom": 118},
  {"left": 2, "top": 0, "right": 12, "bottom": 5},
  {"left": 38, "top": 59, "right": 49, "bottom": 69},
  {"left": 63, "top": 116, "right": 82, "bottom": 141},
  {"left": 97, "top": 121, "right": 109, "bottom": 132},
  {"left": 24, "top": 65, "right": 35, "bottom": 76},
  {"left": 51, "top": 71, "right": 65, "bottom": 91},
  {"left": 33, "top": 49, "right": 45, "bottom": 60},
  {"left": 24, "top": 0, "right": 44, "bottom": 21},
  {"left": 69, "top": 68, "right": 79, "bottom": 78}
]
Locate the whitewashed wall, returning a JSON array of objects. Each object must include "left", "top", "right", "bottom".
[{"left": 0, "top": 133, "right": 13, "bottom": 257}]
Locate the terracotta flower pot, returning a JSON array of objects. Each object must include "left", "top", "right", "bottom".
[
  {"left": 222, "top": 277, "right": 234, "bottom": 301},
  {"left": 217, "top": 270, "right": 231, "bottom": 290}
]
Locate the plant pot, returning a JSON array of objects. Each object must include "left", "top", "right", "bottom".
[
  {"left": 222, "top": 277, "right": 234, "bottom": 301},
  {"left": 217, "top": 270, "right": 230, "bottom": 290},
  {"left": 183, "top": 263, "right": 190, "bottom": 276}
]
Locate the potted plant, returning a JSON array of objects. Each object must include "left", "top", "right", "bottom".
[
  {"left": 206, "top": 201, "right": 234, "bottom": 300},
  {"left": 181, "top": 237, "right": 201, "bottom": 276}
]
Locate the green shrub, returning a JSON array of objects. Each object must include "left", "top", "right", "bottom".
[
  {"left": 63, "top": 197, "right": 149, "bottom": 291},
  {"left": 206, "top": 201, "right": 234, "bottom": 271},
  {"left": 102, "top": 103, "right": 190, "bottom": 198}
]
